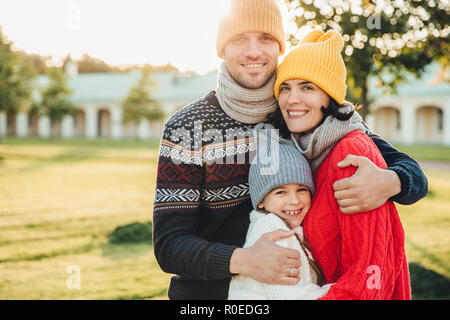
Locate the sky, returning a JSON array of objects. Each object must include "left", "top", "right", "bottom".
[{"left": 0, "top": 0, "right": 300, "bottom": 74}]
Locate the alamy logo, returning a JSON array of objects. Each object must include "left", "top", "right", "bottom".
[
  {"left": 366, "top": 265, "right": 381, "bottom": 290},
  {"left": 367, "top": 13, "right": 381, "bottom": 30},
  {"left": 167, "top": 121, "right": 280, "bottom": 167},
  {"left": 66, "top": 5, "right": 81, "bottom": 31},
  {"left": 66, "top": 265, "right": 81, "bottom": 290},
  {"left": 255, "top": 128, "right": 280, "bottom": 176}
]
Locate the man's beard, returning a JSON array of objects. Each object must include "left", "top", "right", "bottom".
[
  {"left": 225, "top": 58, "right": 277, "bottom": 89},
  {"left": 232, "top": 69, "right": 276, "bottom": 89}
]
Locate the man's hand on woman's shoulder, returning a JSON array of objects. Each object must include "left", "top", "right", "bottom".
[{"left": 333, "top": 154, "right": 401, "bottom": 214}]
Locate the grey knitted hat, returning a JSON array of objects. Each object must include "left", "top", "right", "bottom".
[{"left": 249, "top": 123, "right": 315, "bottom": 209}]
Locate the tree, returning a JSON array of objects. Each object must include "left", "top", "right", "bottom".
[
  {"left": 0, "top": 28, "right": 33, "bottom": 115},
  {"left": 121, "top": 70, "right": 164, "bottom": 129},
  {"left": 19, "top": 52, "right": 51, "bottom": 75},
  {"left": 33, "top": 67, "right": 78, "bottom": 135},
  {"left": 63, "top": 54, "right": 181, "bottom": 74},
  {"left": 285, "top": 0, "right": 449, "bottom": 119},
  {"left": 67, "top": 54, "right": 118, "bottom": 73},
  {"left": 122, "top": 62, "right": 180, "bottom": 74}
]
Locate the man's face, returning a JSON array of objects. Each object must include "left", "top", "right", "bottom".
[{"left": 223, "top": 32, "right": 280, "bottom": 89}]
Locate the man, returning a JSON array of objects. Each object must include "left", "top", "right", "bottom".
[{"left": 153, "top": 0, "right": 427, "bottom": 300}]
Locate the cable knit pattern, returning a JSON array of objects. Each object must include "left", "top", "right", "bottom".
[
  {"left": 302, "top": 130, "right": 411, "bottom": 300},
  {"left": 228, "top": 210, "right": 332, "bottom": 300}
]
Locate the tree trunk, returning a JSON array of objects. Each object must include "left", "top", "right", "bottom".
[{"left": 360, "top": 77, "right": 369, "bottom": 121}]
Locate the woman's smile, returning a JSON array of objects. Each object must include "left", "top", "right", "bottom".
[{"left": 286, "top": 109, "right": 309, "bottom": 119}]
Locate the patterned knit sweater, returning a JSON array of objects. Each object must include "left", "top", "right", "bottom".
[
  {"left": 153, "top": 91, "right": 425, "bottom": 300},
  {"left": 303, "top": 130, "right": 411, "bottom": 299},
  {"left": 153, "top": 91, "right": 255, "bottom": 299}
]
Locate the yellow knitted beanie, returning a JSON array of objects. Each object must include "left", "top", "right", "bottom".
[
  {"left": 216, "top": 0, "right": 285, "bottom": 58},
  {"left": 274, "top": 29, "right": 347, "bottom": 104}
]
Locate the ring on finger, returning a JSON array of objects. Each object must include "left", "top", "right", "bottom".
[{"left": 290, "top": 268, "right": 295, "bottom": 276}]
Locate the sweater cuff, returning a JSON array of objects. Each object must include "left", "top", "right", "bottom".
[
  {"left": 207, "top": 244, "right": 239, "bottom": 279},
  {"left": 387, "top": 166, "right": 412, "bottom": 203}
]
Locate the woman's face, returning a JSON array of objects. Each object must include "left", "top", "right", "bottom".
[{"left": 277, "top": 79, "right": 330, "bottom": 133}]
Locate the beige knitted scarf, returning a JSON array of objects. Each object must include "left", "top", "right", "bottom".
[
  {"left": 216, "top": 62, "right": 278, "bottom": 124},
  {"left": 291, "top": 103, "right": 366, "bottom": 172}
]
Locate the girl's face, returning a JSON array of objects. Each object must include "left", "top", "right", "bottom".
[
  {"left": 277, "top": 79, "right": 330, "bottom": 133},
  {"left": 258, "top": 184, "right": 311, "bottom": 229}
]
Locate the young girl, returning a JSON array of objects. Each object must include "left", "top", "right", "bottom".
[{"left": 227, "top": 123, "right": 332, "bottom": 300}]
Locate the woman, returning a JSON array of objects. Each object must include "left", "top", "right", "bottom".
[{"left": 269, "top": 29, "right": 411, "bottom": 299}]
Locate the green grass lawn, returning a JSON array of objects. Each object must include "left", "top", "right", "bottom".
[
  {"left": 0, "top": 137, "right": 449, "bottom": 299},
  {"left": 0, "top": 137, "right": 169, "bottom": 299},
  {"left": 394, "top": 144, "right": 450, "bottom": 162}
]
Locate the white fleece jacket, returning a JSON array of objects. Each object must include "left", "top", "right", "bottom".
[{"left": 228, "top": 210, "right": 332, "bottom": 300}]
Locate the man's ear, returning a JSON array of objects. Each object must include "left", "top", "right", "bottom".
[{"left": 257, "top": 202, "right": 264, "bottom": 209}]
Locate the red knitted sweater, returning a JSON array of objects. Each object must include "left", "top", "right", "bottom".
[{"left": 303, "top": 130, "right": 411, "bottom": 300}]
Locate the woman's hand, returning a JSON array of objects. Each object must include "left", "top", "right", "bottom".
[{"left": 332, "top": 154, "right": 401, "bottom": 214}]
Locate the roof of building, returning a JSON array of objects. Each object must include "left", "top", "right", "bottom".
[
  {"left": 35, "top": 70, "right": 218, "bottom": 104},
  {"left": 33, "top": 62, "right": 448, "bottom": 105}
]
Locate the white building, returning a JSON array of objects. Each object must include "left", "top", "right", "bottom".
[
  {"left": 365, "top": 63, "right": 450, "bottom": 146},
  {"left": 1, "top": 62, "right": 449, "bottom": 145},
  {"left": 0, "top": 63, "right": 217, "bottom": 140}
]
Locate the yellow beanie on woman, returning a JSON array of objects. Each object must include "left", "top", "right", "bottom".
[
  {"left": 274, "top": 29, "right": 347, "bottom": 104},
  {"left": 216, "top": 0, "right": 285, "bottom": 58}
]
